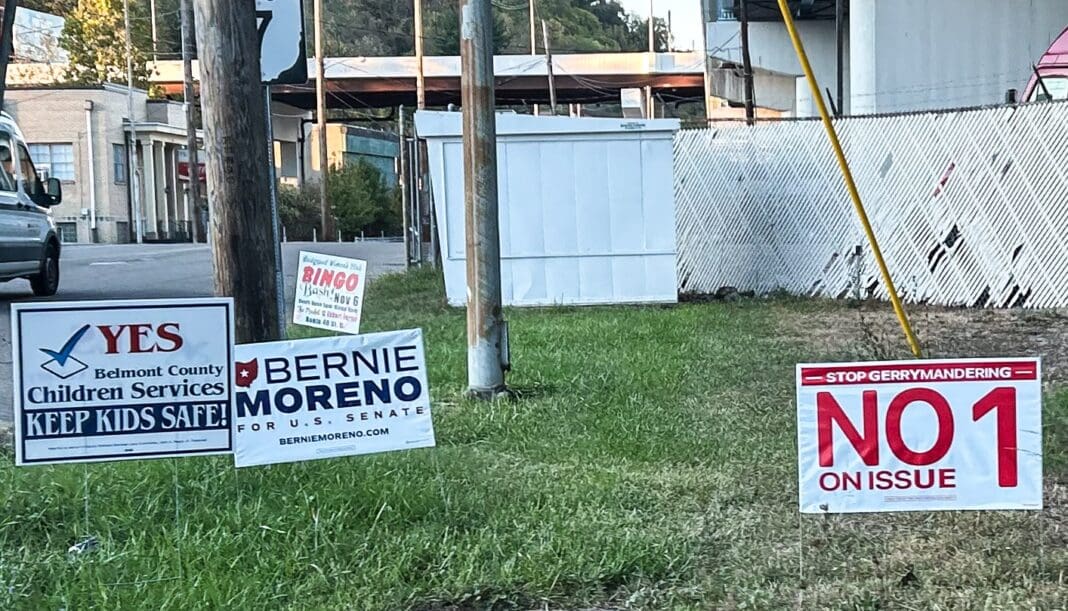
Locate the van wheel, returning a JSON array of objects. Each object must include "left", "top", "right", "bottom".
[{"left": 30, "top": 244, "right": 59, "bottom": 297}]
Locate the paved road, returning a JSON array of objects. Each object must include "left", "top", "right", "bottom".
[{"left": 0, "top": 241, "right": 405, "bottom": 425}]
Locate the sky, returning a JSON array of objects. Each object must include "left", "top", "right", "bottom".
[{"left": 619, "top": 0, "right": 705, "bottom": 52}]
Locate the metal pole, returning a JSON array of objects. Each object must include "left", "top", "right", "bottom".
[
  {"left": 739, "top": 0, "right": 756, "bottom": 125},
  {"left": 85, "top": 103, "right": 98, "bottom": 238},
  {"left": 774, "top": 0, "right": 921, "bottom": 357},
  {"left": 461, "top": 0, "right": 509, "bottom": 398},
  {"left": 648, "top": 0, "right": 654, "bottom": 53},
  {"left": 667, "top": 10, "right": 673, "bottom": 53},
  {"left": 835, "top": 0, "right": 845, "bottom": 116},
  {"left": 314, "top": 0, "right": 332, "bottom": 238},
  {"left": 646, "top": 0, "right": 654, "bottom": 119},
  {"left": 415, "top": 0, "right": 426, "bottom": 109},
  {"left": 150, "top": 0, "right": 159, "bottom": 61},
  {"left": 530, "top": 0, "right": 538, "bottom": 115},
  {"left": 412, "top": 136, "right": 423, "bottom": 263},
  {"left": 265, "top": 88, "right": 287, "bottom": 339},
  {"left": 541, "top": 20, "right": 556, "bottom": 114},
  {"left": 399, "top": 105, "right": 411, "bottom": 269},
  {"left": 180, "top": 0, "right": 201, "bottom": 243},
  {"left": 124, "top": 0, "right": 143, "bottom": 244}
]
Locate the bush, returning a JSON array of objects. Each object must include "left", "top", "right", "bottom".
[
  {"left": 278, "top": 183, "right": 320, "bottom": 241},
  {"left": 329, "top": 160, "right": 401, "bottom": 239},
  {"left": 277, "top": 161, "right": 402, "bottom": 241}
]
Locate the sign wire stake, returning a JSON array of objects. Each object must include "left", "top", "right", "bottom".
[
  {"left": 82, "top": 464, "right": 91, "bottom": 536},
  {"left": 796, "top": 511, "right": 805, "bottom": 598},
  {"left": 173, "top": 458, "right": 184, "bottom": 582}
]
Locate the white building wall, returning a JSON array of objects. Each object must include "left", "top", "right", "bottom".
[
  {"left": 851, "top": 0, "right": 1068, "bottom": 114},
  {"left": 707, "top": 0, "right": 1068, "bottom": 115},
  {"left": 708, "top": 20, "right": 849, "bottom": 115}
]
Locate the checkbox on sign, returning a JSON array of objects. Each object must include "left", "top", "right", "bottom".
[{"left": 41, "top": 356, "right": 88, "bottom": 379}]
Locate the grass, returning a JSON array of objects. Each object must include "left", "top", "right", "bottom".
[{"left": 1, "top": 268, "right": 1065, "bottom": 609}]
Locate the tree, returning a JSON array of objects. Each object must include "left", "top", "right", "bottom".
[
  {"left": 330, "top": 159, "right": 398, "bottom": 239},
  {"left": 61, "top": 0, "right": 154, "bottom": 86},
  {"left": 279, "top": 183, "right": 321, "bottom": 241},
  {"left": 308, "top": 0, "right": 415, "bottom": 57},
  {"left": 424, "top": 1, "right": 513, "bottom": 56},
  {"left": 20, "top": 1, "right": 77, "bottom": 13},
  {"left": 281, "top": 160, "right": 401, "bottom": 240}
]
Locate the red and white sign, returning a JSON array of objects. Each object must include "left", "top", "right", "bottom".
[
  {"left": 177, "top": 148, "right": 206, "bottom": 182},
  {"left": 293, "top": 251, "right": 367, "bottom": 334},
  {"left": 797, "top": 358, "right": 1042, "bottom": 513}
]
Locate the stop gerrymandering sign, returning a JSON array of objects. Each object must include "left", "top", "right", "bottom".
[{"left": 796, "top": 358, "right": 1042, "bottom": 514}]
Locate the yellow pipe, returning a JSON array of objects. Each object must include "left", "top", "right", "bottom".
[{"left": 774, "top": 0, "right": 922, "bottom": 358}]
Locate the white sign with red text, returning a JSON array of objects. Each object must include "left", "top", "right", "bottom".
[
  {"left": 293, "top": 251, "right": 367, "bottom": 335},
  {"left": 232, "top": 330, "right": 435, "bottom": 468},
  {"left": 11, "top": 299, "right": 235, "bottom": 465},
  {"left": 797, "top": 358, "right": 1042, "bottom": 513}
]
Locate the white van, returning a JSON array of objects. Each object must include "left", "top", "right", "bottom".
[{"left": 0, "top": 111, "right": 63, "bottom": 296}]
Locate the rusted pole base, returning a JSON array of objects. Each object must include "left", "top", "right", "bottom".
[{"left": 463, "top": 386, "right": 516, "bottom": 402}]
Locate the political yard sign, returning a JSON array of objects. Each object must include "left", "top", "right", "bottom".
[
  {"left": 233, "top": 329, "right": 434, "bottom": 467},
  {"left": 797, "top": 358, "right": 1042, "bottom": 514},
  {"left": 293, "top": 251, "right": 367, "bottom": 335},
  {"left": 11, "top": 299, "right": 235, "bottom": 465}
]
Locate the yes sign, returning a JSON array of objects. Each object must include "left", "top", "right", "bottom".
[{"left": 796, "top": 359, "right": 1042, "bottom": 514}]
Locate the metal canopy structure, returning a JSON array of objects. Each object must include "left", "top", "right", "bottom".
[
  {"left": 149, "top": 53, "right": 706, "bottom": 110},
  {"left": 714, "top": 0, "right": 847, "bottom": 21}
]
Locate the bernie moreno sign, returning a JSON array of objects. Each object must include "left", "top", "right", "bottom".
[
  {"left": 232, "top": 329, "right": 435, "bottom": 467},
  {"left": 11, "top": 299, "right": 235, "bottom": 465}
]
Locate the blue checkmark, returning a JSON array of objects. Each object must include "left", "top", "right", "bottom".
[{"left": 40, "top": 324, "right": 92, "bottom": 366}]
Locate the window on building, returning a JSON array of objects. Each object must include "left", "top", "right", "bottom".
[
  {"left": 113, "top": 143, "right": 127, "bottom": 183},
  {"left": 56, "top": 222, "right": 78, "bottom": 244},
  {"left": 279, "top": 141, "right": 298, "bottom": 178},
  {"left": 27, "top": 143, "right": 75, "bottom": 181}
]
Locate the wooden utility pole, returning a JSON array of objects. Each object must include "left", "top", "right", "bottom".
[
  {"left": 414, "top": 0, "right": 426, "bottom": 109},
  {"left": 192, "top": 0, "right": 281, "bottom": 342},
  {"left": 180, "top": 0, "right": 201, "bottom": 243},
  {"left": 314, "top": 0, "right": 332, "bottom": 238},
  {"left": 461, "top": 0, "right": 509, "bottom": 399},
  {"left": 0, "top": 0, "right": 18, "bottom": 110},
  {"left": 541, "top": 20, "right": 556, "bottom": 114},
  {"left": 700, "top": 0, "right": 714, "bottom": 124},
  {"left": 739, "top": 0, "right": 756, "bottom": 125},
  {"left": 414, "top": 0, "right": 434, "bottom": 266}
]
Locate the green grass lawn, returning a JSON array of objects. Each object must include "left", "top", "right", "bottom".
[{"left": 1, "top": 268, "right": 1065, "bottom": 610}]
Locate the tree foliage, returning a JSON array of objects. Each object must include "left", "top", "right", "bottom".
[
  {"left": 330, "top": 160, "right": 400, "bottom": 238},
  {"left": 34, "top": 0, "right": 663, "bottom": 86},
  {"left": 306, "top": 0, "right": 665, "bottom": 58},
  {"left": 60, "top": 0, "right": 154, "bottom": 86},
  {"left": 280, "top": 161, "right": 400, "bottom": 241}
]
